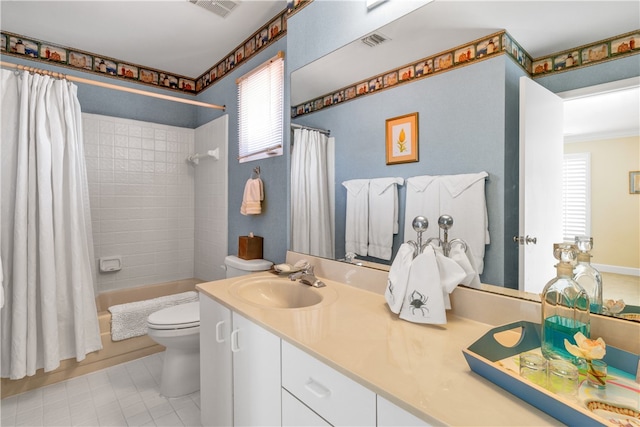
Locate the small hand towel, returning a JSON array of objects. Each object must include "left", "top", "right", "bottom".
[
  {"left": 342, "top": 179, "right": 370, "bottom": 256},
  {"left": 385, "top": 243, "right": 415, "bottom": 314},
  {"left": 399, "top": 247, "right": 447, "bottom": 325},
  {"left": 434, "top": 249, "right": 467, "bottom": 310},
  {"left": 368, "top": 177, "right": 404, "bottom": 260},
  {"left": 448, "top": 244, "right": 481, "bottom": 289},
  {"left": 240, "top": 178, "right": 264, "bottom": 215}
]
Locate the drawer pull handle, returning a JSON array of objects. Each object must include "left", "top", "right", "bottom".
[
  {"left": 215, "top": 321, "right": 226, "bottom": 343},
  {"left": 305, "top": 378, "right": 331, "bottom": 398},
  {"left": 231, "top": 329, "right": 240, "bottom": 353}
]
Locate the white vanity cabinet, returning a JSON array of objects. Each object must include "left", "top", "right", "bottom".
[
  {"left": 281, "top": 340, "right": 376, "bottom": 426},
  {"left": 282, "top": 388, "right": 331, "bottom": 426},
  {"left": 377, "top": 395, "right": 432, "bottom": 426},
  {"left": 200, "top": 296, "right": 281, "bottom": 426}
]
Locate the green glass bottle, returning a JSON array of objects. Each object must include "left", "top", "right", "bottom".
[{"left": 541, "top": 243, "right": 590, "bottom": 362}]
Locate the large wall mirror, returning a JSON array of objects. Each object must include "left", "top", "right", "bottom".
[{"left": 289, "top": 2, "right": 639, "bottom": 320}]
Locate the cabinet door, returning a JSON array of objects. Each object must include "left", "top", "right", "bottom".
[
  {"left": 200, "top": 297, "right": 233, "bottom": 427},
  {"left": 232, "top": 312, "right": 281, "bottom": 426},
  {"left": 282, "top": 388, "right": 331, "bottom": 427},
  {"left": 377, "top": 395, "right": 432, "bottom": 426}
]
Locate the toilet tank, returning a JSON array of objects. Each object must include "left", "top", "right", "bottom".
[{"left": 224, "top": 255, "right": 272, "bottom": 278}]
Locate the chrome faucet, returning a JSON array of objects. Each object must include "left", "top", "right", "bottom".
[{"left": 289, "top": 265, "right": 326, "bottom": 288}]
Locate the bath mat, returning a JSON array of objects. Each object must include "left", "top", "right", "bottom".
[{"left": 108, "top": 291, "right": 199, "bottom": 341}]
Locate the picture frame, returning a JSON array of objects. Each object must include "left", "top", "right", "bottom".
[
  {"left": 386, "top": 112, "right": 418, "bottom": 165},
  {"left": 630, "top": 171, "right": 640, "bottom": 194}
]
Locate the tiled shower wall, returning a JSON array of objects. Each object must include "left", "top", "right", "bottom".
[{"left": 83, "top": 113, "right": 195, "bottom": 293}]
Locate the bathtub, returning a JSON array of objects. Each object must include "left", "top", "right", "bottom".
[{"left": 1, "top": 278, "right": 203, "bottom": 398}]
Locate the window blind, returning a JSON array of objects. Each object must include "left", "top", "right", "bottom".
[
  {"left": 562, "top": 152, "right": 591, "bottom": 242},
  {"left": 237, "top": 52, "right": 284, "bottom": 162}
]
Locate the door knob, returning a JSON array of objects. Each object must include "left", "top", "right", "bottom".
[{"left": 514, "top": 235, "right": 537, "bottom": 245}]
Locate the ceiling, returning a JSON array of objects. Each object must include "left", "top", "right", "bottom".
[
  {"left": 0, "top": 0, "right": 287, "bottom": 77},
  {"left": 1, "top": 0, "right": 638, "bottom": 140}
]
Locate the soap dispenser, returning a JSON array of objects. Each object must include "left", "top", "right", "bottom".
[
  {"left": 573, "top": 236, "right": 603, "bottom": 314},
  {"left": 541, "top": 243, "right": 590, "bottom": 362}
]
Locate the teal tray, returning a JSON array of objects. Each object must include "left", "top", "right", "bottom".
[{"left": 462, "top": 321, "right": 640, "bottom": 426}]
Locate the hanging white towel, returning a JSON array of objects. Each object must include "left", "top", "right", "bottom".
[
  {"left": 368, "top": 177, "right": 404, "bottom": 260},
  {"left": 434, "top": 249, "right": 468, "bottom": 310},
  {"left": 448, "top": 244, "right": 481, "bottom": 289},
  {"left": 439, "top": 172, "right": 489, "bottom": 272},
  {"left": 399, "top": 247, "right": 447, "bottom": 325},
  {"left": 240, "top": 178, "right": 264, "bottom": 215},
  {"left": 404, "top": 175, "right": 440, "bottom": 243},
  {"left": 385, "top": 243, "right": 415, "bottom": 314},
  {"left": 342, "top": 179, "right": 369, "bottom": 256}
]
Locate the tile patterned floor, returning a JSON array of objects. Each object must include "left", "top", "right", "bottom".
[{"left": 1, "top": 352, "right": 202, "bottom": 427}]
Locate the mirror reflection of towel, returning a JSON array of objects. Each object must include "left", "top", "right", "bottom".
[
  {"left": 241, "top": 178, "right": 263, "bottom": 215},
  {"left": 342, "top": 179, "right": 369, "bottom": 256},
  {"left": 368, "top": 177, "right": 404, "bottom": 260}
]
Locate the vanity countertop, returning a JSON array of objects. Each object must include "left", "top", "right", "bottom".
[{"left": 197, "top": 272, "right": 558, "bottom": 426}]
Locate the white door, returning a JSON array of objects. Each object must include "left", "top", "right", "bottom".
[
  {"left": 232, "top": 312, "right": 282, "bottom": 426},
  {"left": 200, "top": 297, "right": 233, "bottom": 427},
  {"left": 518, "top": 76, "right": 564, "bottom": 294}
]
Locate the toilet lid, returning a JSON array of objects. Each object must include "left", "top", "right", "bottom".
[{"left": 147, "top": 301, "right": 200, "bottom": 330}]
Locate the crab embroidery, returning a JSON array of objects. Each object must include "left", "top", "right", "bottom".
[{"left": 408, "top": 290, "right": 429, "bottom": 316}]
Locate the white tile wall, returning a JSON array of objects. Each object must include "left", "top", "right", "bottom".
[{"left": 83, "top": 113, "right": 196, "bottom": 293}]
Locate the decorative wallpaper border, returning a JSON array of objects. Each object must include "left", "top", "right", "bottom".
[
  {"left": 0, "top": 1, "right": 310, "bottom": 95},
  {"left": 1, "top": 1, "right": 636, "bottom": 104},
  {"left": 292, "top": 31, "right": 522, "bottom": 117},
  {"left": 531, "top": 30, "right": 639, "bottom": 75},
  {"left": 291, "top": 29, "right": 639, "bottom": 118}
]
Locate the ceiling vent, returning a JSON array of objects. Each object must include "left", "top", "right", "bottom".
[
  {"left": 361, "top": 32, "right": 389, "bottom": 47},
  {"left": 188, "top": 0, "right": 239, "bottom": 18}
]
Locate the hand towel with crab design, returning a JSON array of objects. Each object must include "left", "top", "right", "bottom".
[
  {"left": 399, "top": 246, "right": 448, "bottom": 324},
  {"left": 384, "top": 243, "right": 415, "bottom": 313},
  {"left": 398, "top": 246, "right": 467, "bottom": 324}
]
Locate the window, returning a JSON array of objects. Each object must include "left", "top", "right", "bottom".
[
  {"left": 562, "top": 152, "right": 591, "bottom": 242},
  {"left": 237, "top": 52, "right": 284, "bottom": 162}
]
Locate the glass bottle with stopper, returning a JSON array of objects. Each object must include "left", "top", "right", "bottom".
[
  {"left": 573, "top": 236, "right": 603, "bottom": 314},
  {"left": 541, "top": 243, "right": 590, "bottom": 362}
]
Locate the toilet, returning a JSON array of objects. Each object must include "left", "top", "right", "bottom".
[{"left": 147, "top": 255, "right": 272, "bottom": 397}]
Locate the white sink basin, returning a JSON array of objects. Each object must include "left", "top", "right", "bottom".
[{"left": 229, "top": 277, "right": 326, "bottom": 309}]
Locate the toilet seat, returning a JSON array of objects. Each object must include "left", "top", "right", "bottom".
[{"left": 147, "top": 301, "right": 200, "bottom": 330}]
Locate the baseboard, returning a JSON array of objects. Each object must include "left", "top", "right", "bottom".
[{"left": 593, "top": 263, "right": 640, "bottom": 277}]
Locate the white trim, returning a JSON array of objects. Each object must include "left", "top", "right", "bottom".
[
  {"left": 558, "top": 76, "right": 640, "bottom": 100},
  {"left": 593, "top": 263, "right": 640, "bottom": 277}
]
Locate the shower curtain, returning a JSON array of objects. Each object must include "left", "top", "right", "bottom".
[
  {"left": 291, "top": 128, "right": 335, "bottom": 259},
  {"left": 0, "top": 69, "right": 102, "bottom": 380}
]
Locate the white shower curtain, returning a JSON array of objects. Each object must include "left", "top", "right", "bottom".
[
  {"left": 291, "top": 129, "right": 335, "bottom": 259},
  {"left": 0, "top": 69, "right": 102, "bottom": 380}
]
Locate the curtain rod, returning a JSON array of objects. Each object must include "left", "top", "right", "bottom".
[
  {"left": 291, "top": 123, "right": 331, "bottom": 136},
  {"left": 1, "top": 61, "right": 225, "bottom": 111}
]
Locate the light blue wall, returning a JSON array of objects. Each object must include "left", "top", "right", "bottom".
[
  {"left": 195, "top": 38, "right": 289, "bottom": 265},
  {"left": 1, "top": 56, "right": 197, "bottom": 128}
]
